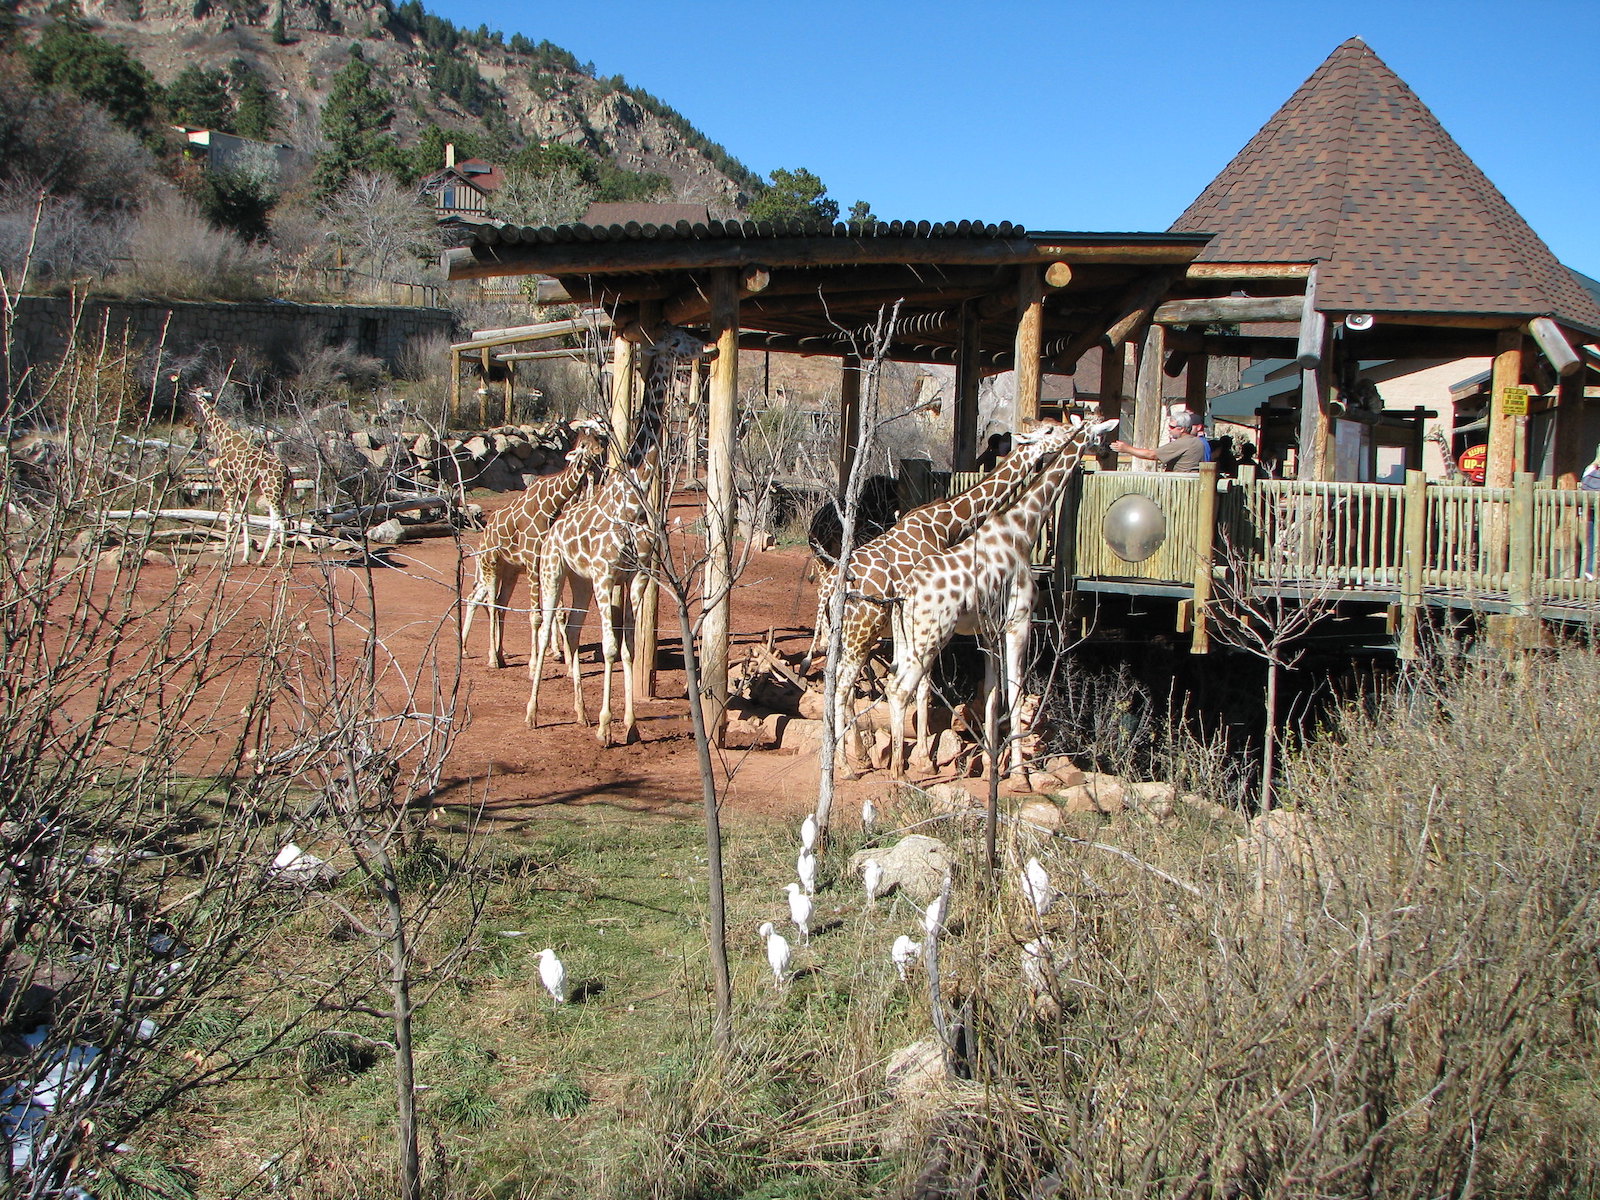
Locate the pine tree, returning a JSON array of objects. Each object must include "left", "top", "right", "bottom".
[
  {"left": 27, "top": 9, "right": 161, "bottom": 133},
  {"left": 270, "top": 0, "right": 288, "bottom": 45},
  {"left": 231, "top": 59, "right": 282, "bottom": 140},
  {"left": 315, "top": 45, "right": 399, "bottom": 197},
  {"left": 749, "top": 168, "right": 839, "bottom": 225},
  {"left": 167, "top": 65, "right": 235, "bottom": 130}
]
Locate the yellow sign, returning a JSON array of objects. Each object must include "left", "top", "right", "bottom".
[{"left": 1501, "top": 386, "right": 1530, "bottom": 416}]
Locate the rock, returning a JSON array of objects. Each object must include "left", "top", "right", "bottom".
[
  {"left": 885, "top": 1039, "right": 946, "bottom": 1100},
  {"left": 797, "top": 688, "right": 825, "bottom": 720},
  {"left": 350, "top": 430, "right": 377, "bottom": 450},
  {"left": 868, "top": 729, "right": 892, "bottom": 770},
  {"left": 366, "top": 518, "right": 407, "bottom": 545},
  {"left": 492, "top": 433, "right": 515, "bottom": 455},
  {"left": 411, "top": 434, "right": 436, "bottom": 459},
  {"left": 931, "top": 728, "right": 964, "bottom": 768},
  {"left": 1125, "top": 780, "right": 1177, "bottom": 821},
  {"left": 1236, "top": 809, "right": 1327, "bottom": 896},
  {"left": 1043, "top": 756, "right": 1087, "bottom": 788},
  {"left": 848, "top": 834, "right": 955, "bottom": 904},
  {"left": 921, "top": 781, "right": 976, "bottom": 813},
  {"left": 1017, "top": 798, "right": 1065, "bottom": 829},
  {"left": 462, "top": 435, "right": 491, "bottom": 459},
  {"left": 780, "top": 717, "right": 823, "bottom": 752},
  {"left": 1060, "top": 773, "right": 1126, "bottom": 815}
]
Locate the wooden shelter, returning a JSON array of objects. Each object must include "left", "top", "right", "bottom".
[
  {"left": 444, "top": 217, "right": 1315, "bottom": 724},
  {"left": 1169, "top": 37, "right": 1600, "bottom": 488}
]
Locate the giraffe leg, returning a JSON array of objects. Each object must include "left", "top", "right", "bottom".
[
  {"left": 563, "top": 575, "right": 593, "bottom": 728},
  {"left": 460, "top": 562, "right": 486, "bottom": 648},
  {"left": 489, "top": 565, "right": 517, "bottom": 669},
  {"left": 593, "top": 580, "right": 621, "bottom": 746},
  {"left": 525, "top": 555, "right": 567, "bottom": 728},
  {"left": 832, "top": 641, "right": 868, "bottom": 779},
  {"left": 616, "top": 572, "right": 646, "bottom": 744}
]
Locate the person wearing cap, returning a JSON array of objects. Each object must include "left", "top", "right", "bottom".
[{"left": 1110, "top": 412, "right": 1208, "bottom": 472}]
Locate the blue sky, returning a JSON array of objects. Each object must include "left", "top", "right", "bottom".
[{"left": 432, "top": 0, "right": 1600, "bottom": 277}]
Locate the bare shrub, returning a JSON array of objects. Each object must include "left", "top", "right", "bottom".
[
  {"left": 114, "top": 192, "right": 272, "bottom": 301},
  {"left": 0, "top": 183, "right": 130, "bottom": 287},
  {"left": 286, "top": 341, "right": 387, "bottom": 403}
]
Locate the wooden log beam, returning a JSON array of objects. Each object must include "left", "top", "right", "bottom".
[
  {"left": 493, "top": 348, "right": 588, "bottom": 362},
  {"left": 702, "top": 269, "right": 740, "bottom": 744},
  {"left": 452, "top": 314, "right": 612, "bottom": 352},
  {"left": 1014, "top": 264, "right": 1044, "bottom": 425},
  {"left": 661, "top": 264, "right": 775, "bottom": 325},
  {"left": 443, "top": 236, "right": 1208, "bottom": 280},
  {"left": 1044, "top": 261, "right": 1073, "bottom": 289},
  {"left": 1486, "top": 329, "right": 1524, "bottom": 489},
  {"left": 954, "top": 301, "right": 982, "bottom": 470},
  {"left": 1153, "top": 295, "right": 1305, "bottom": 325},
  {"left": 837, "top": 353, "right": 861, "bottom": 493},
  {"left": 608, "top": 333, "right": 637, "bottom": 467},
  {"left": 1184, "top": 262, "right": 1313, "bottom": 282},
  {"left": 1295, "top": 266, "right": 1324, "bottom": 370},
  {"left": 1527, "top": 316, "right": 1582, "bottom": 378},
  {"left": 1044, "top": 269, "right": 1178, "bottom": 372},
  {"left": 1297, "top": 319, "right": 1334, "bottom": 480},
  {"left": 1132, "top": 324, "right": 1166, "bottom": 472}
]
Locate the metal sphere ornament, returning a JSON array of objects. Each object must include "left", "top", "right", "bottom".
[{"left": 1102, "top": 493, "right": 1168, "bottom": 563}]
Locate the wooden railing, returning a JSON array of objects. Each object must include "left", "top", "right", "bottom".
[{"left": 926, "top": 464, "right": 1600, "bottom": 653}]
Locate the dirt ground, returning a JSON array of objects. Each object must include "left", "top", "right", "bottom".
[{"left": 329, "top": 495, "right": 888, "bottom": 831}]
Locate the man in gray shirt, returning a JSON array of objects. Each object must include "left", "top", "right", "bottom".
[{"left": 1111, "top": 411, "right": 1208, "bottom": 471}]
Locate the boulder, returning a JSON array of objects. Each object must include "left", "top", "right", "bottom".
[
  {"left": 462, "top": 435, "right": 491, "bottom": 459},
  {"left": 848, "top": 833, "right": 954, "bottom": 904},
  {"left": 885, "top": 1039, "right": 946, "bottom": 1100},
  {"left": 1125, "top": 780, "right": 1177, "bottom": 821},
  {"left": 779, "top": 717, "right": 823, "bottom": 752},
  {"left": 366, "top": 518, "right": 407, "bottom": 545},
  {"left": 931, "top": 728, "right": 964, "bottom": 768},
  {"left": 1017, "top": 798, "right": 1065, "bottom": 830},
  {"left": 1060, "top": 772, "right": 1126, "bottom": 815},
  {"left": 1042, "top": 756, "right": 1087, "bottom": 789}
]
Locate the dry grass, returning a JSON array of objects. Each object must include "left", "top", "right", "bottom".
[{"left": 18, "top": 585, "right": 1600, "bottom": 1199}]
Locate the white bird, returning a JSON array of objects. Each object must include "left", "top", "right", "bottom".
[
  {"left": 862, "top": 858, "right": 884, "bottom": 906},
  {"left": 922, "top": 891, "right": 948, "bottom": 938},
  {"left": 785, "top": 882, "right": 812, "bottom": 942},
  {"left": 891, "top": 934, "right": 922, "bottom": 981},
  {"left": 797, "top": 847, "right": 817, "bottom": 896},
  {"left": 860, "top": 796, "right": 877, "bottom": 833},
  {"left": 800, "top": 813, "right": 818, "bottom": 852},
  {"left": 1020, "top": 857, "right": 1056, "bottom": 917},
  {"left": 536, "top": 948, "right": 567, "bottom": 1005},
  {"left": 759, "top": 921, "right": 791, "bottom": 988}
]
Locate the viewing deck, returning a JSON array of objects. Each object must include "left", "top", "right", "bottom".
[{"left": 936, "top": 465, "right": 1600, "bottom": 655}]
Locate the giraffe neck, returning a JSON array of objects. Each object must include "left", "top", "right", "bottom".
[
  {"left": 991, "top": 433, "right": 1088, "bottom": 548},
  {"left": 625, "top": 343, "right": 677, "bottom": 479},
  {"left": 934, "top": 432, "right": 1060, "bottom": 535}
]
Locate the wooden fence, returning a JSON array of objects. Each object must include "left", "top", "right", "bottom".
[{"left": 925, "top": 464, "right": 1600, "bottom": 655}]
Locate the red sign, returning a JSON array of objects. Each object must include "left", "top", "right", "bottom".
[{"left": 1458, "top": 444, "right": 1488, "bottom": 484}]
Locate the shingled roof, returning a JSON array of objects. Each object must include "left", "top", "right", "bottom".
[{"left": 1172, "top": 38, "right": 1600, "bottom": 336}]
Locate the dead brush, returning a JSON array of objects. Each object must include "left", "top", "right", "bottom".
[{"left": 871, "top": 642, "right": 1600, "bottom": 1197}]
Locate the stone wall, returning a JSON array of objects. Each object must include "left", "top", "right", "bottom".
[{"left": 8, "top": 295, "right": 459, "bottom": 376}]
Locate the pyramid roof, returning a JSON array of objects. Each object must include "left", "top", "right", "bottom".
[{"left": 1172, "top": 38, "right": 1600, "bottom": 335}]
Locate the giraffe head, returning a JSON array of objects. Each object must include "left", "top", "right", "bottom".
[
  {"left": 650, "top": 325, "right": 709, "bottom": 362},
  {"left": 565, "top": 428, "right": 606, "bottom": 475}
]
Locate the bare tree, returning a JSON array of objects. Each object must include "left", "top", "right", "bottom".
[
  {"left": 490, "top": 163, "right": 594, "bottom": 228},
  {"left": 321, "top": 172, "right": 439, "bottom": 291}
]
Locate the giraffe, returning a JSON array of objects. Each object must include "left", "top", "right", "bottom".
[
  {"left": 805, "top": 419, "right": 1077, "bottom": 776},
  {"left": 189, "top": 390, "right": 290, "bottom": 563},
  {"left": 527, "top": 326, "right": 703, "bottom": 744},
  {"left": 460, "top": 422, "right": 607, "bottom": 670},
  {"left": 1424, "top": 424, "right": 1465, "bottom": 483},
  {"left": 885, "top": 416, "right": 1118, "bottom": 779}
]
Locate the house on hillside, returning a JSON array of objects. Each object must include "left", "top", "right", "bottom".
[
  {"left": 1170, "top": 37, "right": 1600, "bottom": 486},
  {"left": 420, "top": 146, "right": 504, "bottom": 219},
  {"left": 173, "top": 126, "right": 304, "bottom": 180}
]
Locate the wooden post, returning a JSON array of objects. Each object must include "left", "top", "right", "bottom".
[
  {"left": 1551, "top": 372, "right": 1585, "bottom": 488},
  {"left": 1297, "top": 326, "right": 1333, "bottom": 480},
  {"left": 1013, "top": 264, "right": 1044, "bottom": 426},
  {"left": 1398, "top": 468, "right": 1428, "bottom": 660},
  {"left": 503, "top": 359, "right": 515, "bottom": 425},
  {"left": 1132, "top": 323, "right": 1165, "bottom": 472},
  {"left": 837, "top": 353, "right": 861, "bottom": 491},
  {"left": 1094, "top": 345, "right": 1125, "bottom": 470},
  {"left": 701, "top": 269, "right": 739, "bottom": 745},
  {"left": 448, "top": 346, "right": 461, "bottom": 427},
  {"left": 1190, "top": 462, "right": 1218, "bottom": 654},
  {"left": 479, "top": 347, "right": 492, "bottom": 427},
  {"left": 1509, "top": 470, "right": 1535, "bottom": 618},
  {"left": 1485, "top": 329, "right": 1523, "bottom": 489},
  {"left": 954, "top": 302, "right": 981, "bottom": 470},
  {"left": 609, "top": 333, "right": 637, "bottom": 466},
  {"left": 1184, "top": 353, "right": 1208, "bottom": 415}
]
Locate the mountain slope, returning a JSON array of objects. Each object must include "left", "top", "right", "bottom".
[{"left": 16, "top": 0, "right": 756, "bottom": 213}]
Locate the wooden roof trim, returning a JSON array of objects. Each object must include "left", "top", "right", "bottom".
[{"left": 442, "top": 235, "right": 1208, "bottom": 281}]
